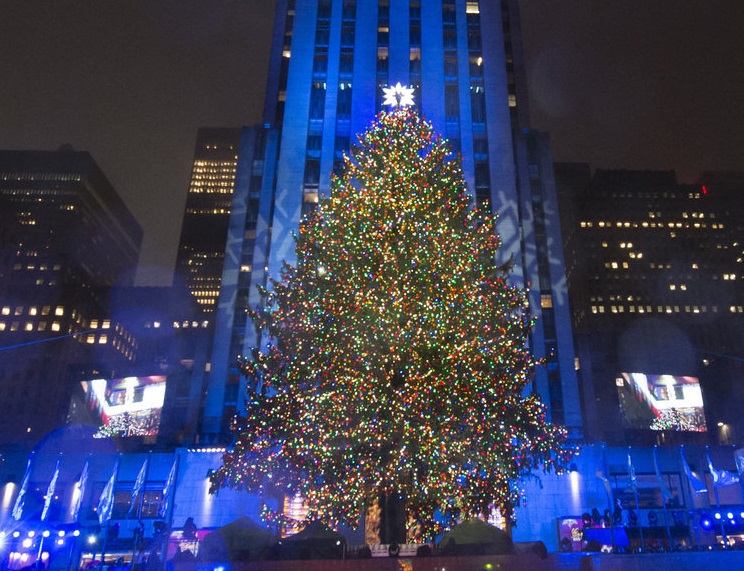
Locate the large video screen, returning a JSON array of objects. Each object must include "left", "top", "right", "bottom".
[
  {"left": 616, "top": 372, "right": 707, "bottom": 432},
  {"left": 78, "top": 375, "right": 167, "bottom": 438}
]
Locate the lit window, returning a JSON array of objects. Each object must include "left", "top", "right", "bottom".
[
  {"left": 466, "top": 1, "right": 480, "bottom": 14},
  {"left": 51, "top": 322, "right": 60, "bottom": 332},
  {"left": 1, "top": 307, "right": 8, "bottom": 315},
  {"left": 55, "top": 306, "right": 64, "bottom": 316},
  {"left": 37, "top": 322, "right": 46, "bottom": 331},
  {"left": 42, "top": 306, "right": 50, "bottom": 315},
  {"left": 14, "top": 306, "right": 23, "bottom": 316},
  {"left": 540, "top": 294, "right": 553, "bottom": 309},
  {"left": 99, "top": 335, "right": 108, "bottom": 344},
  {"left": 102, "top": 320, "right": 110, "bottom": 329},
  {"left": 154, "top": 322, "right": 161, "bottom": 328},
  {"left": 86, "top": 335, "right": 95, "bottom": 344},
  {"left": 0, "top": 322, "right": 5, "bottom": 331},
  {"left": 25, "top": 322, "right": 33, "bottom": 331},
  {"left": 29, "top": 307, "right": 37, "bottom": 316},
  {"left": 10, "top": 322, "right": 19, "bottom": 331},
  {"left": 90, "top": 320, "right": 99, "bottom": 328}
]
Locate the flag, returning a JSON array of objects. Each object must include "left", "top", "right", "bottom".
[
  {"left": 680, "top": 445, "right": 708, "bottom": 494},
  {"left": 627, "top": 447, "right": 638, "bottom": 491},
  {"left": 70, "top": 457, "right": 90, "bottom": 522},
  {"left": 653, "top": 446, "right": 673, "bottom": 501},
  {"left": 735, "top": 448, "right": 744, "bottom": 477},
  {"left": 41, "top": 454, "right": 62, "bottom": 522},
  {"left": 706, "top": 446, "right": 740, "bottom": 488},
  {"left": 595, "top": 444, "right": 613, "bottom": 502},
  {"left": 11, "top": 452, "right": 34, "bottom": 521},
  {"left": 98, "top": 457, "right": 120, "bottom": 525},
  {"left": 128, "top": 456, "right": 149, "bottom": 517},
  {"left": 158, "top": 456, "right": 178, "bottom": 519}
]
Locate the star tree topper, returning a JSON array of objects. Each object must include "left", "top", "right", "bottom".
[{"left": 383, "top": 82, "right": 415, "bottom": 108}]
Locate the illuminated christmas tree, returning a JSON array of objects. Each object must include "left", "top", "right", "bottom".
[{"left": 210, "top": 103, "right": 570, "bottom": 539}]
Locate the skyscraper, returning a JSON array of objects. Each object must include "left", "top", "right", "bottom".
[
  {"left": 0, "top": 148, "right": 143, "bottom": 445},
  {"left": 175, "top": 128, "right": 242, "bottom": 317},
  {"left": 202, "top": 0, "right": 581, "bottom": 440},
  {"left": 556, "top": 165, "right": 744, "bottom": 444}
]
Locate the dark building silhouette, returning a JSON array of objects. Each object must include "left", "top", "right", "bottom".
[
  {"left": 0, "top": 149, "right": 142, "bottom": 446},
  {"left": 556, "top": 165, "right": 744, "bottom": 445},
  {"left": 174, "top": 129, "right": 242, "bottom": 318}
]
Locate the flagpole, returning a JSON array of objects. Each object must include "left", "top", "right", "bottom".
[
  {"left": 130, "top": 452, "right": 151, "bottom": 570},
  {"left": 99, "top": 455, "right": 121, "bottom": 571},
  {"left": 165, "top": 453, "right": 180, "bottom": 528},
  {"left": 161, "top": 452, "right": 181, "bottom": 571},
  {"left": 596, "top": 444, "right": 616, "bottom": 553},
  {"left": 652, "top": 447, "right": 673, "bottom": 550},
  {"left": 137, "top": 452, "right": 152, "bottom": 520},
  {"left": 707, "top": 447, "right": 728, "bottom": 548},
  {"left": 628, "top": 447, "right": 644, "bottom": 552},
  {"left": 679, "top": 445, "right": 701, "bottom": 549},
  {"left": 69, "top": 455, "right": 91, "bottom": 571}
]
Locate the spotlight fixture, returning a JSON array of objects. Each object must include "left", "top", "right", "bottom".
[{"left": 699, "top": 513, "right": 714, "bottom": 531}]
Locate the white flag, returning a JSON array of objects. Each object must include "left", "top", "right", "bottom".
[
  {"left": 70, "top": 457, "right": 90, "bottom": 522},
  {"left": 595, "top": 444, "right": 613, "bottom": 502},
  {"left": 735, "top": 448, "right": 744, "bottom": 477},
  {"left": 707, "top": 446, "right": 740, "bottom": 488},
  {"left": 41, "top": 454, "right": 62, "bottom": 522},
  {"left": 11, "top": 452, "right": 34, "bottom": 521},
  {"left": 627, "top": 447, "right": 638, "bottom": 491},
  {"left": 680, "top": 445, "right": 708, "bottom": 494},
  {"left": 98, "top": 457, "right": 120, "bottom": 525},
  {"left": 128, "top": 456, "right": 149, "bottom": 516},
  {"left": 158, "top": 456, "right": 178, "bottom": 519},
  {"left": 653, "top": 446, "right": 673, "bottom": 501}
]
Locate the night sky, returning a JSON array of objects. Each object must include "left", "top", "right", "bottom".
[{"left": 2, "top": 1, "right": 743, "bottom": 286}]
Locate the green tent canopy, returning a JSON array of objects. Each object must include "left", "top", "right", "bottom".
[
  {"left": 200, "top": 516, "right": 275, "bottom": 562},
  {"left": 438, "top": 518, "right": 514, "bottom": 556}
]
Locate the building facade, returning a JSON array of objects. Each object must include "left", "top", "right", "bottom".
[
  {"left": 1, "top": 443, "right": 742, "bottom": 560},
  {"left": 174, "top": 129, "right": 242, "bottom": 318},
  {"left": 555, "top": 166, "right": 744, "bottom": 446},
  {"left": 201, "top": 0, "right": 582, "bottom": 441},
  {"left": 0, "top": 149, "right": 143, "bottom": 446}
]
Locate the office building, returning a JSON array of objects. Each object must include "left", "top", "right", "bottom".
[
  {"left": 555, "top": 165, "right": 744, "bottom": 445},
  {"left": 201, "top": 0, "right": 582, "bottom": 441},
  {"left": 0, "top": 149, "right": 143, "bottom": 446},
  {"left": 174, "top": 129, "right": 242, "bottom": 317}
]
